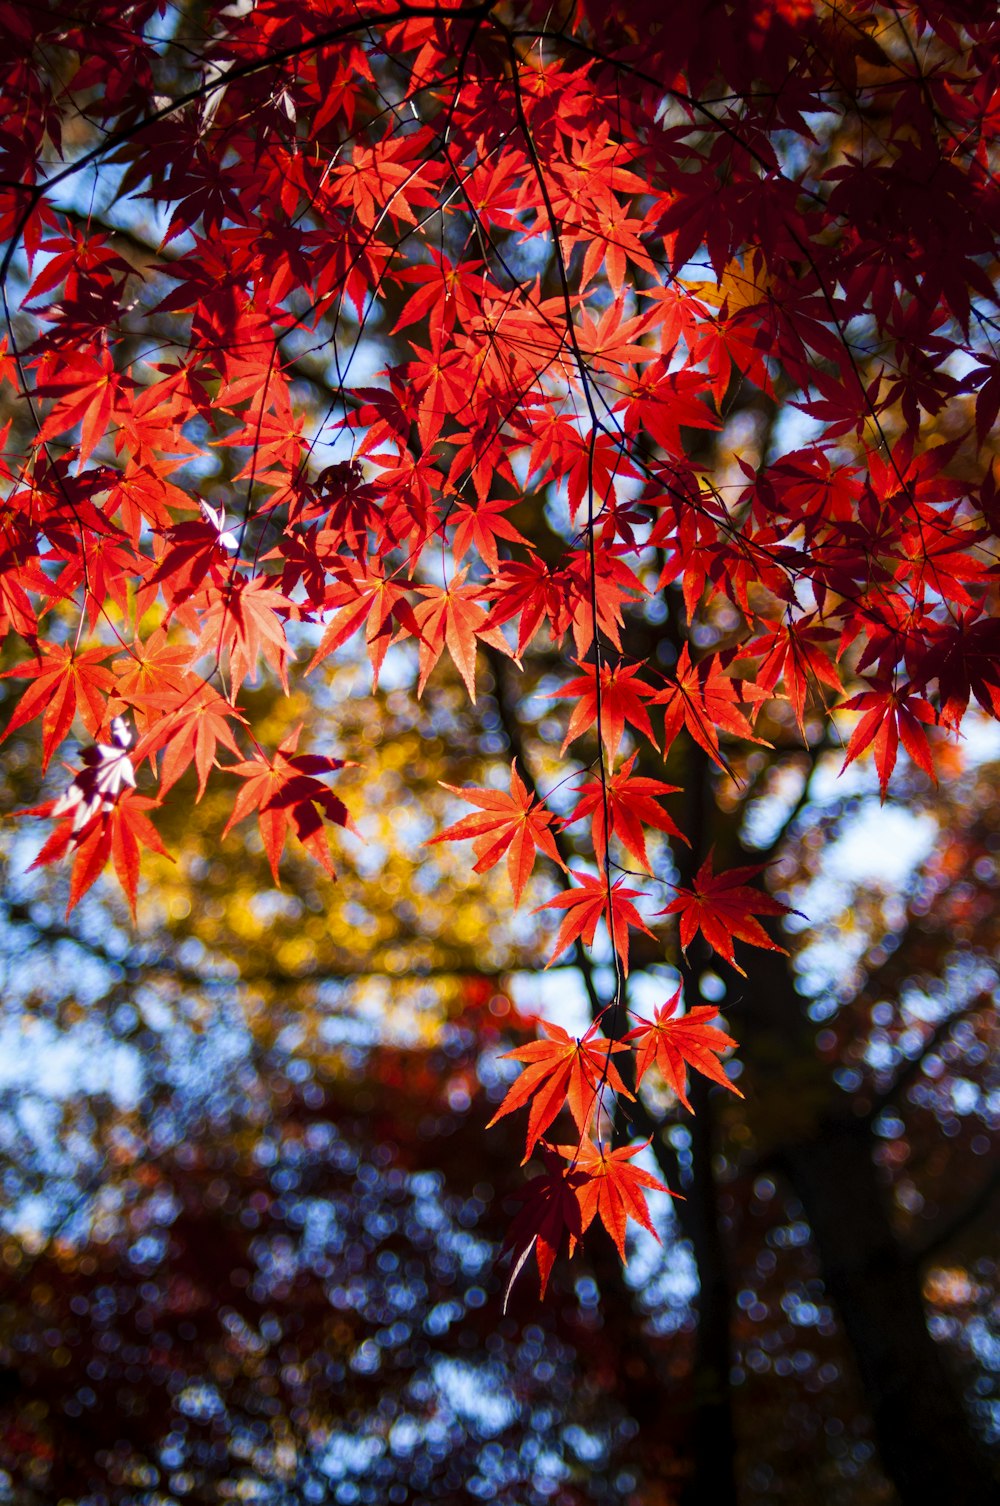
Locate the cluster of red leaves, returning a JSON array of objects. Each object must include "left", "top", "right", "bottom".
[
  {"left": 1, "top": 0, "right": 999, "bottom": 1288},
  {"left": 494, "top": 994, "right": 742, "bottom": 1298}
]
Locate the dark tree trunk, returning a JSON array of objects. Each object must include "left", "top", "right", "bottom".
[
  {"left": 676, "top": 1076, "right": 738, "bottom": 1506},
  {"left": 782, "top": 1120, "right": 997, "bottom": 1506},
  {"left": 671, "top": 749, "right": 739, "bottom": 1506},
  {"left": 741, "top": 948, "right": 998, "bottom": 1506}
]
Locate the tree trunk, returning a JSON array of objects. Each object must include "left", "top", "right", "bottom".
[
  {"left": 782, "top": 1120, "right": 998, "bottom": 1506},
  {"left": 676, "top": 1076, "right": 738, "bottom": 1506},
  {"left": 741, "top": 949, "right": 998, "bottom": 1505}
]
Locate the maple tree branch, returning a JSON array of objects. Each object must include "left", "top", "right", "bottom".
[
  {"left": 46, "top": 204, "right": 376, "bottom": 432},
  {"left": 908, "top": 1161, "right": 1000, "bottom": 1269},
  {"left": 482, "top": 650, "right": 693, "bottom": 1202}
]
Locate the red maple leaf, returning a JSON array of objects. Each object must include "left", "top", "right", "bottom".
[
  {"left": 112, "top": 629, "right": 196, "bottom": 712},
  {"left": 651, "top": 646, "right": 763, "bottom": 772},
  {"left": 839, "top": 678, "right": 936, "bottom": 797},
  {"left": 488, "top": 1017, "right": 631, "bottom": 1161},
  {"left": 1, "top": 643, "right": 116, "bottom": 769},
  {"left": 103, "top": 791, "right": 173, "bottom": 919},
  {"left": 150, "top": 514, "right": 237, "bottom": 601},
  {"left": 551, "top": 661, "right": 659, "bottom": 760},
  {"left": 571, "top": 752, "right": 684, "bottom": 871},
  {"left": 134, "top": 683, "right": 248, "bottom": 799},
  {"left": 450, "top": 496, "right": 530, "bottom": 574},
  {"left": 27, "top": 788, "right": 170, "bottom": 920},
  {"left": 486, "top": 555, "right": 572, "bottom": 657},
  {"left": 533, "top": 870, "right": 655, "bottom": 974},
  {"left": 197, "top": 576, "right": 291, "bottom": 697},
  {"left": 918, "top": 611, "right": 1000, "bottom": 726},
  {"left": 412, "top": 569, "right": 512, "bottom": 702},
  {"left": 222, "top": 727, "right": 353, "bottom": 884},
  {"left": 557, "top": 1138, "right": 671, "bottom": 1260},
  {"left": 425, "top": 761, "right": 565, "bottom": 906},
  {"left": 34, "top": 347, "right": 121, "bottom": 465},
  {"left": 500, "top": 1145, "right": 585, "bottom": 1305},
  {"left": 735, "top": 615, "right": 842, "bottom": 733},
  {"left": 624, "top": 989, "right": 743, "bottom": 1111},
  {"left": 6, "top": 0, "right": 1000, "bottom": 1314},
  {"left": 306, "top": 561, "right": 420, "bottom": 688},
  {"left": 660, "top": 852, "right": 791, "bottom": 975}
]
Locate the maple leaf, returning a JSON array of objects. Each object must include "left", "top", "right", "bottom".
[
  {"left": 34, "top": 347, "right": 121, "bottom": 466},
  {"left": 6, "top": 0, "right": 1000, "bottom": 1326},
  {"left": 28, "top": 789, "right": 170, "bottom": 919},
  {"left": 1, "top": 643, "right": 116, "bottom": 769},
  {"left": 564, "top": 548, "right": 646, "bottom": 658},
  {"left": 838, "top": 678, "right": 937, "bottom": 798},
  {"left": 0, "top": 556, "right": 40, "bottom": 640},
  {"left": 488, "top": 1017, "right": 631, "bottom": 1161},
  {"left": 533, "top": 871, "right": 655, "bottom": 975},
  {"left": 660, "top": 853, "right": 792, "bottom": 975},
  {"left": 425, "top": 761, "right": 565, "bottom": 906},
  {"left": 412, "top": 570, "right": 512, "bottom": 702},
  {"left": 215, "top": 400, "right": 305, "bottom": 482},
  {"left": 150, "top": 514, "right": 239, "bottom": 600},
  {"left": 624, "top": 364, "right": 722, "bottom": 458},
  {"left": 557, "top": 1138, "right": 671, "bottom": 1260},
  {"left": 551, "top": 661, "right": 659, "bottom": 760},
  {"left": 305, "top": 561, "right": 420, "bottom": 689},
  {"left": 22, "top": 717, "right": 170, "bottom": 920},
  {"left": 918, "top": 611, "right": 1000, "bottom": 726},
  {"left": 575, "top": 296, "right": 660, "bottom": 371},
  {"left": 450, "top": 497, "right": 530, "bottom": 574},
  {"left": 973, "top": 357, "right": 1000, "bottom": 448},
  {"left": 111, "top": 629, "right": 197, "bottom": 732},
  {"left": 562, "top": 430, "right": 640, "bottom": 523},
  {"left": 134, "top": 683, "right": 247, "bottom": 799},
  {"left": 500, "top": 1145, "right": 585, "bottom": 1306},
  {"left": 197, "top": 576, "right": 292, "bottom": 697},
  {"left": 624, "top": 988, "right": 743, "bottom": 1112},
  {"left": 735, "top": 615, "right": 842, "bottom": 733},
  {"left": 221, "top": 726, "right": 353, "bottom": 884},
  {"left": 49, "top": 713, "right": 137, "bottom": 833},
  {"left": 103, "top": 791, "right": 173, "bottom": 920},
  {"left": 486, "top": 555, "right": 572, "bottom": 657},
  {"left": 651, "top": 646, "right": 763, "bottom": 772},
  {"left": 571, "top": 752, "right": 684, "bottom": 871}
]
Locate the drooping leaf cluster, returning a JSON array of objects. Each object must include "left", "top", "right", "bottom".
[{"left": 1, "top": 0, "right": 999, "bottom": 1286}]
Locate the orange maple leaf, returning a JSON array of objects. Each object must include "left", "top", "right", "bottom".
[
  {"left": 198, "top": 575, "right": 291, "bottom": 697},
  {"left": 488, "top": 1018, "right": 631, "bottom": 1161},
  {"left": 27, "top": 788, "right": 170, "bottom": 921},
  {"left": 558, "top": 1138, "right": 671, "bottom": 1260},
  {"left": 222, "top": 726, "right": 353, "bottom": 884},
  {"left": 412, "top": 568, "right": 512, "bottom": 701},
  {"left": 551, "top": 660, "right": 658, "bottom": 759},
  {"left": 651, "top": 645, "right": 764, "bottom": 771},
  {"left": 571, "top": 752, "right": 684, "bottom": 871},
  {"left": 624, "top": 988, "right": 743, "bottom": 1111},
  {"left": 1, "top": 643, "right": 116, "bottom": 769},
  {"left": 534, "top": 870, "right": 655, "bottom": 974},
  {"left": 425, "top": 760, "right": 565, "bottom": 906}
]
